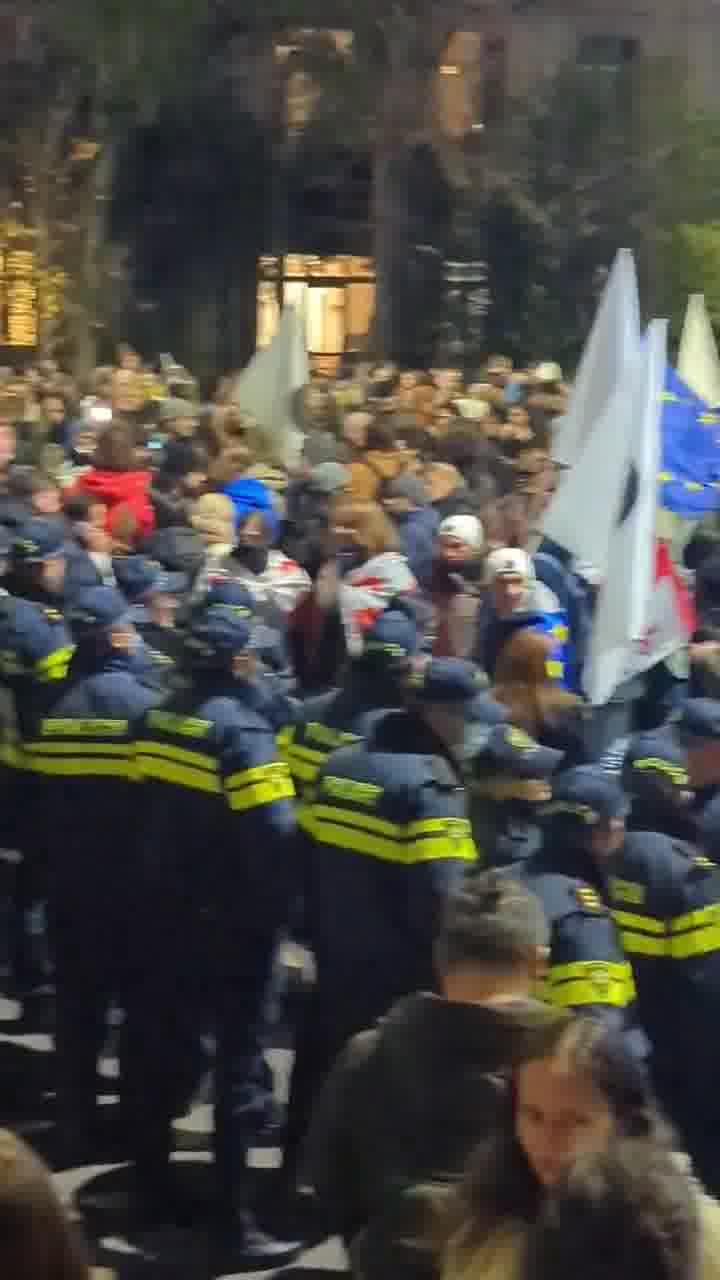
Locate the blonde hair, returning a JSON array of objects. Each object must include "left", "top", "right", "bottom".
[
  {"left": 0, "top": 1130, "right": 91, "bottom": 1278},
  {"left": 330, "top": 497, "right": 400, "bottom": 558}
]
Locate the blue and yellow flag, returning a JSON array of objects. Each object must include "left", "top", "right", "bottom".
[{"left": 661, "top": 366, "right": 720, "bottom": 516}]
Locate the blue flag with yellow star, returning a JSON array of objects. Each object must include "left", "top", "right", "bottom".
[{"left": 661, "top": 366, "right": 720, "bottom": 515}]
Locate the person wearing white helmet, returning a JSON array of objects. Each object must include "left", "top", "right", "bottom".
[{"left": 477, "top": 546, "right": 571, "bottom": 685}]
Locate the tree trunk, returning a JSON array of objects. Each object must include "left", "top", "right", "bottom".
[{"left": 70, "top": 137, "right": 116, "bottom": 379}]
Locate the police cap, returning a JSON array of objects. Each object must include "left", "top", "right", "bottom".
[
  {"left": 466, "top": 691, "right": 507, "bottom": 727},
  {"left": 407, "top": 657, "right": 485, "bottom": 707},
  {"left": 185, "top": 602, "right": 255, "bottom": 665},
  {"left": 361, "top": 606, "right": 419, "bottom": 662},
  {"left": 468, "top": 723, "right": 564, "bottom": 779},
  {"left": 13, "top": 518, "right": 65, "bottom": 564},
  {"left": 622, "top": 730, "right": 690, "bottom": 794},
  {"left": 114, "top": 556, "right": 187, "bottom": 604},
  {"left": 544, "top": 765, "right": 628, "bottom": 827},
  {"left": 202, "top": 574, "right": 256, "bottom": 618},
  {"left": 676, "top": 698, "right": 720, "bottom": 743},
  {"left": 68, "top": 586, "right": 131, "bottom": 638}
]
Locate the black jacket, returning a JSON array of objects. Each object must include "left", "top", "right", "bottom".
[{"left": 307, "top": 992, "right": 562, "bottom": 1280}]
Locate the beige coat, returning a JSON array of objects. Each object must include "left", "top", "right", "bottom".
[{"left": 443, "top": 1194, "right": 720, "bottom": 1280}]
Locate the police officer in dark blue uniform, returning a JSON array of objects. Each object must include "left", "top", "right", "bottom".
[
  {"left": 279, "top": 603, "right": 422, "bottom": 796},
  {"left": 602, "top": 821, "right": 720, "bottom": 1192},
  {"left": 113, "top": 555, "right": 188, "bottom": 682},
  {"left": 675, "top": 698, "right": 720, "bottom": 820},
  {"left": 24, "top": 586, "right": 161, "bottom": 1156},
  {"left": 620, "top": 730, "right": 695, "bottom": 841},
  {"left": 283, "top": 657, "right": 480, "bottom": 1190},
  {"left": 126, "top": 600, "right": 298, "bottom": 1261},
  {"left": 0, "top": 520, "right": 73, "bottom": 1001},
  {"left": 466, "top": 723, "right": 563, "bottom": 868},
  {"left": 514, "top": 767, "right": 641, "bottom": 1039}
]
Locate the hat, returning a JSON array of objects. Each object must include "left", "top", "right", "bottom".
[
  {"left": 13, "top": 518, "right": 65, "bottom": 564},
  {"left": 543, "top": 766, "right": 628, "bottom": 827},
  {"left": 438, "top": 515, "right": 484, "bottom": 553},
  {"left": 190, "top": 493, "right": 236, "bottom": 543},
  {"left": 309, "top": 462, "right": 349, "bottom": 495},
  {"left": 202, "top": 574, "right": 255, "bottom": 618},
  {"left": 114, "top": 556, "right": 187, "bottom": 604},
  {"left": 467, "top": 723, "right": 564, "bottom": 778},
  {"left": 222, "top": 477, "right": 279, "bottom": 536},
  {"left": 159, "top": 397, "right": 196, "bottom": 423},
  {"left": 535, "top": 362, "right": 563, "bottom": 384},
  {"left": 622, "top": 731, "right": 690, "bottom": 793},
  {"left": 360, "top": 607, "right": 419, "bottom": 662},
  {"left": 676, "top": 698, "right": 720, "bottom": 742},
  {"left": 407, "top": 657, "right": 486, "bottom": 706},
  {"left": 384, "top": 474, "right": 428, "bottom": 507},
  {"left": 186, "top": 602, "right": 255, "bottom": 665},
  {"left": 68, "top": 586, "right": 130, "bottom": 637},
  {"left": 486, "top": 547, "right": 534, "bottom": 582}
]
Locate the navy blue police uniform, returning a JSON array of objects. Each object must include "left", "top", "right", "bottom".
[
  {"left": 521, "top": 768, "right": 642, "bottom": 1043},
  {"left": 605, "top": 826, "right": 720, "bottom": 1193},
  {"left": 284, "top": 658, "right": 479, "bottom": 1184},
  {"left": 113, "top": 555, "right": 189, "bottom": 685},
  {"left": 279, "top": 605, "right": 421, "bottom": 796},
  {"left": 620, "top": 730, "right": 696, "bottom": 842},
  {"left": 466, "top": 723, "right": 563, "bottom": 868},
  {"left": 126, "top": 603, "right": 297, "bottom": 1244},
  {"left": 675, "top": 698, "right": 720, "bottom": 821},
  {"left": 23, "top": 586, "right": 161, "bottom": 1151},
  {"left": 0, "top": 521, "right": 73, "bottom": 996}
]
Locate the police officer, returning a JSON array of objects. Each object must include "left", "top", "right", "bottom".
[
  {"left": 465, "top": 722, "right": 563, "bottom": 868},
  {"left": 23, "top": 586, "right": 160, "bottom": 1156},
  {"left": 675, "top": 698, "right": 720, "bottom": 819},
  {"left": 603, "top": 824, "right": 720, "bottom": 1194},
  {"left": 283, "top": 657, "right": 480, "bottom": 1190},
  {"left": 279, "top": 602, "right": 422, "bottom": 796},
  {"left": 620, "top": 730, "right": 695, "bottom": 841},
  {"left": 0, "top": 520, "right": 73, "bottom": 1001},
  {"left": 113, "top": 555, "right": 188, "bottom": 681},
  {"left": 513, "top": 766, "right": 640, "bottom": 1039},
  {"left": 126, "top": 600, "right": 298, "bottom": 1260}
]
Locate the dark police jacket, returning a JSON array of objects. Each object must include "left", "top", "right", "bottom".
[{"left": 298, "top": 709, "right": 478, "bottom": 1008}]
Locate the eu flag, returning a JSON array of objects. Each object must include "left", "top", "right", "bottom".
[{"left": 661, "top": 366, "right": 720, "bottom": 516}]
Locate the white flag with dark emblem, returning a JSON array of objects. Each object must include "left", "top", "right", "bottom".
[
  {"left": 551, "top": 248, "right": 641, "bottom": 469},
  {"left": 583, "top": 321, "right": 668, "bottom": 706}
]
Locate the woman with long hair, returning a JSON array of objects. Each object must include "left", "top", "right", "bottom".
[
  {"left": 492, "top": 628, "right": 589, "bottom": 766},
  {"left": 438, "top": 1018, "right": 720, "bottom": 1280},
  {"left": 288, "top": 497, "right": 418, "bottom": 692}
]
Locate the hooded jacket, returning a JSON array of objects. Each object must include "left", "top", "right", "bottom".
[
  {"left": 73, "top": 468, "right": 155, "bottom": 539},
  {"left": 308, "top": 992, "right": 563, "bottom": 1280}
]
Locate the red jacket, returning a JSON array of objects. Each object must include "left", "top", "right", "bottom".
[{"left": 72, "top": 469, "right": 155, "bottom": 539}]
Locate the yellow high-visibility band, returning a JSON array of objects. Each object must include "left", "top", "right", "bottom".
[
  {"left": 134, "top": 739, "right": 219, "bottom": 772},
  {"left": 543, "top": 960, "right": 635, "bottom": 1009},
  {"left": 136, "top": 754, "right": 222, "bottom": 793}
]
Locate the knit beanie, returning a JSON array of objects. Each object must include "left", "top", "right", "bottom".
[{"left": 190, "top": 493, "right": 236, "bottom": 544}]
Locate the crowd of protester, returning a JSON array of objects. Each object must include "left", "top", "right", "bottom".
[{"left": 3, "top": 343, "right": 720, "bottom": 1279}]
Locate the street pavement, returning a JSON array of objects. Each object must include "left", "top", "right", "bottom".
[{"left": 0, "top": 991, "right": 347, "bottom": 1280}]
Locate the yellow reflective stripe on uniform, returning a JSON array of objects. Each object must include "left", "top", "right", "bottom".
[
  {"left": 668, "top": 904, "right": 720, "bottom": 959},
  {"left": 300, "top": 804, "right": 476, "bottom": 865},
  {"left": 34, "top": 645, "right": 74, "bottom": 682},
  {"left": 24, "top": 741, "right": 130, "bottom": 756},
  {"left": 610, "top": 908, "right": 668, "bottom": 957},
  {"left": 134, "top": 740, "right": 219, "bottom": 772},
  {"left": 225, "top": 762, "right": 295, "bottom": 812},
  {"left": 0, "top": 741, "right": 23, "bottom": 768},
  {"left": 136, "top": 754, "right": 222, "bottom": 793},
  {"left": 25, "top": 756, "right": 136, "bottom": 779},
  {"left": 543, "top": 961, "right": 635, "bottom": 1009},
  {"left": 276, "top": 727, "right": 293, "bottom": 752}
]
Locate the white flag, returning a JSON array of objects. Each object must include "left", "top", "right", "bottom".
[
  {"left": 552, "top": 248, "right": 641, "bottom": 468},
  {"left": 583, "top": 321, "right": 668, "bottom": 706},
  {"left": 232, "top": 304, "right": 309, "bottom": 469},
  {"left": 677, "top": 293, "right": 720, "bottom": 408}
]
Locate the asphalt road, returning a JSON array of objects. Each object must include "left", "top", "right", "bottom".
[{"left": 0, "top": 991, "right": 347, "bottom": 1280}]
